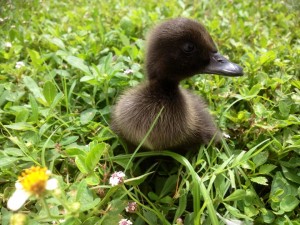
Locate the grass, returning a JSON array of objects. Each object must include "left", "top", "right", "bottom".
[{"left": 0, "top": 0, "right": 299, "bottom": 224}]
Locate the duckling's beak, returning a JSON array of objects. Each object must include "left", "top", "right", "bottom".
[{"left": 202, "top": 52, "right": 243, "bottom": 76}]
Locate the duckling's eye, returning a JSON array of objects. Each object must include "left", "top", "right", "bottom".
[{"left": 182, "top": 42, "right": 196, "bottom": 54}]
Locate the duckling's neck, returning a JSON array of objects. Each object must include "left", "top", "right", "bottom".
[{"left": 148, "top": 79, "right": 181, "bottom": 97}]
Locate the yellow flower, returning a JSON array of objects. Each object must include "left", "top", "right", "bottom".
[{"left": 7, "top": 166, "right": 58, "bottom": 211}]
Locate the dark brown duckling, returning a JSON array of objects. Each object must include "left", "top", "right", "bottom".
[{"left": 111, "top": 18, "right": 243, "bottom": 151}]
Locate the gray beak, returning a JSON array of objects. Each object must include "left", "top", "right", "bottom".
[{"left": 202, "top": 52, "right": 243, "bottom": 76}]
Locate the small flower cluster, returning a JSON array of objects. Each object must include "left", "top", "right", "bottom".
[
  {"left": 124, "top": 69, "right": 133, "bottom": 75},
  {"left": 109, "top": 171, "right": 126, "bottom": 186},
  {"left": 125, "top": 201, "right": 138, "bottom": 213},
  {"left": 119, "top": 219, "right": 133, "bottom": 225},
  {"left": 108, "top": 171, "right": 135, "bottom": 224},
  {"left": 15, "top": 61, "right": 25, "bottom": 69}
]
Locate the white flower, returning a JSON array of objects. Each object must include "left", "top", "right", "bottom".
[
  {"left": 124, "top": 69, "right": 133, "bottom": 75},
  {"left": 7, "top": 166, "right": 58, "bottom": 211},
  {"left": 15, "top": 61, "right": 25, "bottom": 69},
  {"left": 119, "top": 219, "right": 133, "bottom": 225},
  {"left": 223, "top": 133, "right": 231, "bottom": 139},
  {"left": 109, "top": 171, "right": 125, "bottom": 186},
  {"left": 4, "top": 42, "right": 12, "bottom": 48}
]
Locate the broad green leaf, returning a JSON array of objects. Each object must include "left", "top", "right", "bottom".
[
  {"left": 270, "top": 172, "right": 298, "bottom": 202},
  {"left": 159, "top": 175, "right": 178, "bottom": 197},
  {"left": 101, "top": 200, "right": 125, "bottom": 225},
  {"left": 259, "top": 51, "right": 276, "bottom": 65},
  {"left": 85, "top": 172, "right": 100, "bottom": 185},
  {"left": 43, "top": 81, "right": 57, "bottom": 105},
  {"left": 251, "top": 176, "right": 268, "bottom": 185},
  {"left": 245, "top": 189, "right": 261, "bottom": 206},
  {"left": 159, "top": 195, "right": 173, "bottom": 204},
  {"left": 65, "top": 148, "right": 87, "bottom": 157},
  {"left": 75, "top": 155, "right": 89, "bottom": 173},
  {"left": 259, "top": 164, "right": 277, "bottom": 174},
  {"left": 63, "top": 56, "right": 91, "bottom": 74},
  {"left": 76, "top": 179, "right": 88, "bottom": 202},
  {"left": 79, "top": 75, "right": 94, "bottom": 83},
  {"left": 143, "top": 209, "right": 159, "bottom": 225},
  {"left": 102, "top": 211, "right": 123, "bottom": 225},
  {"left": 49, "top": 37, "right": 65, "bottom": 49},
  {"left": 39, "top": 122, "right": 52, "bottom": 137},
  {"left": 15, "top": 109, "right": 29, "bottom": 122},
  {"left": 223, "top": 203, "right": 251, "bottom": 220},
  {"left": 236, "top": 110, "right": 250, "bottom": 122},
  {"left": 1, "top": 207, "right": 11, "bottom": 225},
  {"left": 7, "top": 136, "right": 30, "bottom": 156},
  {"left": 291, "top": 80, "right": 300, "bottom": 89},
  {"left": 85, "top": 142, "right": 108, "bottom": 171},
  {"left": 3, "top": 147, "right": 24, "bottom": 156},
  {"left": 244, "top": 205, "right": 259, "bottom": 217},
  {"left": 278, "top": 100, "right": 292, "bottom": 117},
  {"left": 148, "top": 191, "right": 158, "bottom": 201},
  {"left": 261, "top": 209, "right": 275, "bottom": 223},
  {"left": 224, "top": 189, "right": 246, "bottom": 201},
  {"left": 80, "top": 108, "right": 97, "bottom": 125},
  {"left": 49, "top": 92, "right": 64, "bottom": 109},
  {"left": 248, "top": 83, "right": 262, "bottom": 96},
  {"left": 4, "top": 122, "right": 34, "bottom": 131},
  {"left": 239, "top": 84, "right": 262, "bottom": 99},
  {"left": 23, "top": 76, "right": 47, "bottom": 105},
  {"left": 253, "top": 151, "right": 269, "bottom": 168},
  {"left": 114, "top": 157, "right": 133, "bottom": 169},
  {"left": 280, "top": 195, "right": 300, "bottom": 212},
  {"left": 29, "top": 94, "right": 39, "bottom": 122},
  {"left": 281, "top": 166, "right": 300, "bottom": 184},
  {"left": 253, "top": 102, "right": 268, "bottom": 118},
  {"left": 81, "top": 199, "right": 100, "bottom": 212},
  {"left": 119, "top": 33, "right": 130, "bottom": 46},
  {"left": 44, "top": 35, "right": 65, "bottom": 50},
  {"left": 27, "top": 48, "right": 44, "bottom": 67},
  {"left": 75, "top": 180, "right": 101, "bottom": 211},
  {"left": 60, "top": 136, "right": 79, "bottom": 146},
  {"left": 0, "top": 88, "right": 9, "bottom": 107},
  {"left": 0, "top": 157, "right": 18, "bottom": 168}
]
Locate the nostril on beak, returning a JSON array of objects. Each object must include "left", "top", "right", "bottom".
[{"left": 213, "top": 54, "right": 226, "bottom": 63}]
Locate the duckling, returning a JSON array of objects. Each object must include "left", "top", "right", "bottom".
[{"left": 111, "top": 18, "right": 243, "bottom": 151}]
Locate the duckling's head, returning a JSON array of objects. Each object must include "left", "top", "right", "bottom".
[{"left": 146, "top": 18, "right": 243, "bottom": 82}]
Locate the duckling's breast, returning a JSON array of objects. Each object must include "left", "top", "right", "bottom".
[{"left": 111, "top": 84, "right": 206, "bottom": 150}]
